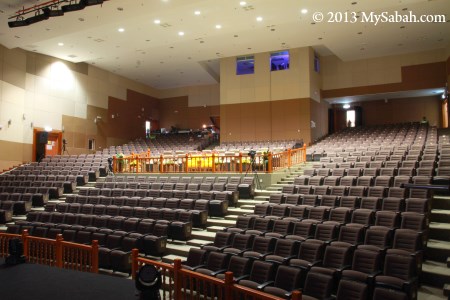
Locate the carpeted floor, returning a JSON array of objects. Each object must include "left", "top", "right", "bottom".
[{"left": 0, "top": 262, "right": 137, "bottom": 300}]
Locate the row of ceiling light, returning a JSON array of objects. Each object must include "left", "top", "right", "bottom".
[{"left": 8, "top": 0, "right": 104, "bottom": 28}]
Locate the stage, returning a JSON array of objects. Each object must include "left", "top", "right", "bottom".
[{"left": 0, "top": 261, "right": 137, "bottom": 300}]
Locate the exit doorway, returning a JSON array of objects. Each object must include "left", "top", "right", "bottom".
[{"left": 33, "top": 129, "right": 63, "bottom": 162}]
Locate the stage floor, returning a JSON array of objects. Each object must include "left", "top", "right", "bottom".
[{"left": 0, "top": 262, "right": 137, "bottom": 300}]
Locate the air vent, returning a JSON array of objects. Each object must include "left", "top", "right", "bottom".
[
  {"left": 242, "top": 5, "right": 254, "bottom": 11},
  {"left": 94, "top": 38, "right": 104, "bottom": 42},
  {"left": 160, "top": 23, "right": 171, "bottom": 28},
  {"left": 68, "top": 54, "right": 77, "bottom": 58}
]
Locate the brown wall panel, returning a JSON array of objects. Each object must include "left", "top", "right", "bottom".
[
  {"left": 323, "top": 62, "right": 447, "bottom": 99},
  {"left": 220, "top": 98, "right": 315, "bottom": 144}
]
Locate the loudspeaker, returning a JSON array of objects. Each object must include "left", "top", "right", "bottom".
[{"left": 39, "top": 132, "right": 48, "bottom": 144}]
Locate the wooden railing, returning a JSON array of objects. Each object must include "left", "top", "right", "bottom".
[
  {"left": 131, "top": 251, "right": 302, "bottom": 300},
  {"left": 114, "top": 146, "right": 306, "bottom": 174},
  {"left": 0, "top": 230, "right": 98, "bottom": 273}
]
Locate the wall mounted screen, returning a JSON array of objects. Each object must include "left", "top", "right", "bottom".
[
  {"left": 270, "top": 51, "right": 289, "bottom": 71},
  {"left": 236, "top": 56, "right": 255, "bottom": 75}
]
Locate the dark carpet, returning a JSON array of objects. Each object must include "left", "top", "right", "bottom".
[{"left": 0, "top": 262, "right": 137, "bottom": 300}]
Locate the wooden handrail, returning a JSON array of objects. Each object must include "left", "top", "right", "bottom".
[
  {"left": 0, "top": 231, "right": 98, "bottom": 273},
  {"left": 113, "top": 146, "right": 307, "bottom": 174},
  {"left": 133, "top": 256, "right": 302, "bottom": 300}
]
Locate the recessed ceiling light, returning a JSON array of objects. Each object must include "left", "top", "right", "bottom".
[
  {"left": 154, "top": 19, "right": 161, "bottom": 24},
  {"left": 256, "top": 16, "right": 263, "bottom": 22},
  {"left": 301, "top": 8, "right": 308, "bottom": 14},
  {"left": 215, "top": 24, "right": 222, "bottom": 29},
  {"left": 240, "top": 1, "right": 247, "bottom": 6},
  {"left": 118, "top": 28, "right": 125, "bottom": 32},
  {"left": 178, "top": 31, "right": 185, "bottom": 36},
  {"left": 58, "top": 42, "right": 64, "bottom": 46},
  {"left": 194, "top": 10, "right": 201, "bottom": 15}
]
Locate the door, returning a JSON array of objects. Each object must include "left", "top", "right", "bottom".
[{"left": 33, "top": 129, "right": 63, "bottom": 161}]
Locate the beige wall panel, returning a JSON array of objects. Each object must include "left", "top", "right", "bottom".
[
  {"left": 322, "top": 48, "right": 446, "bottom": 90},
  {"left": 3, "top": 63, "right": 26, "bottom": 89},
  {"left": 3, "top": 48, "right": 26, "bottom": 71}
]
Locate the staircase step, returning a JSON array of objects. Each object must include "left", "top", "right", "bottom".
[
  {"left": 162, "top": 254, "right": 185, "bottom": 264},
  {"left": 431, "top": 209, "right": 450, "bottom": 223},
  {"left": 421, "top": 260, "right": 450, "bottom": 288},
  {"left": 266, "top": 186, "right": 282, "bottom": 191},
  {"left": 432, "top": 196, "right": 450, "bottom": 210},
  {"left": 224, "top": 214, "right": 239, "bottom": 221},
  {"left": 239, "top": 199, "right": 268, "bottom": 206},
  {"left": 166, "top": 242, "right": 196, "bottom": 257},
  {"left": 191, "top": 230, "right": 216, "bottom": 242},
  {"left": 206, "top": 226, "right": 225, "bottom": 232},
  {"left": 429, "top": 223, "right": 450, "bottom": 241},
  {"left": 228, "top": 207, "right": 253, "bottom": 215},
  {"left": 255, "top": 190, "right": 279, "bottom": 197},
  {"left": 426, "top": 240, "right": 450, "bottom": 262},
  {"left": 207, "top": 218, "right": 235, "bottom": 227},
  {"left": 186, "top": 239, "right": 210, "bottom": 247}
]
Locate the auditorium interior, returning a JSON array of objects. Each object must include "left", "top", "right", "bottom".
[{"left": 0, "top": 0, "right": 450, "bottom": 299}]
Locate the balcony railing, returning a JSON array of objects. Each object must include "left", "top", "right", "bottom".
[
  {"left": 0, "top": 230, "right": 98, "bottom": 273},
  {"left": 113, "top": 146, "right": 306, "bottom": 174}
]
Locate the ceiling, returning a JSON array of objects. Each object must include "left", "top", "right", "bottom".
[{"left": 0, "top": 0, "right": 449, "bottom": 90}]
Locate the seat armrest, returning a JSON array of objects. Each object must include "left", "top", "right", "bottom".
[
  {"left": 236, "top": 275, "right": 250, "bottom": 283},
  {"left": 282, "top": 255, "right": 297, "bottom": 263},
  {"left": 257, "top": 281, "right": 274, "bottom": 290},
  {"left": 259, "top": 251, "right": 274, "bottom": 259},
  {"left": 191, "top": 264, "right": 206, "bottom": 271},
  {"left": 211, "top": 269, "right": 228, "bottom": 276},
  {"left": 336, "top": 265, "right": 351, "bottom": 273},
  {"left": 218, "top": 245, "right": 231, "bottom": 252},
  {"left": 200, "top": 242, "right": 213, "bottom": 249}
]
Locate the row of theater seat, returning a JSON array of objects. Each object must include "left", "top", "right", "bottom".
[
  {"left": 225, "top": 214, "right": 426, "bottom": 246},
  {"left": 265, "top": 193, "right": 429, "bottom": 212},
  {"left": 47, "top": 198, "right": 208, "bottom": 228},
  {"left": 9, "top": 215, "right": 168, "bottom": 259},
  {"left": 184, "top": 227, "right": 420, "bottom": 299},
  {"left": 64, "top": 192, "right": 227, "bottom": 219},
  {"left": 22, "top": 207, "right": 192, "bottom": 241},
  {"left": 78, "top": 183, "right": 239, "bottom": 207}
]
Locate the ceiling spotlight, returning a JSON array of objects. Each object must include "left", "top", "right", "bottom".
[
  {"left": 301, "top": 8, "right": 308, "bottom": 14},
  {"left": 256, "top": 16, "right": 263, "bottom": 22},
  {"left": 215, "top": 24, "right": 222, "bottom": 29},
  {"left": 118, "top": 28, "right": 125, "bottom": 32},
  {"left": 154, "top": 19, "right": 161, "bottom": 24},
  {"left": 343, "top": 104, "right": 350, "bottom": 109},
  {"left": 58, "top": 42, "right": 64, "bottom": 46},
  {"left": 178, "top": 31, "right": 185, "bottom": 36},
  {"left": 194, "top": 10, "right": 201, "bottom": 15},
  {"left": 240, "top": 1, "right": 247, "bottom": 6}
]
